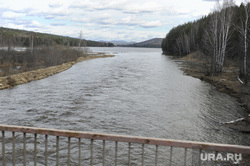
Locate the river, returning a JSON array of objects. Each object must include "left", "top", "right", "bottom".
[{"left": 0, "top": 47, "right": 249, "bottom": 165}]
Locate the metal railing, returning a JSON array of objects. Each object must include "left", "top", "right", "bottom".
[{"left": 0, "top": 124, "right": 250, "bottom": 165}]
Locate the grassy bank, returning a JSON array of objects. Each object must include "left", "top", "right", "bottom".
[
  {"left": 178, "top": 52, "right": 250, "bottom": 113},
  {"left": 0, "top": 54, "right": 114, "bottom": 90}
]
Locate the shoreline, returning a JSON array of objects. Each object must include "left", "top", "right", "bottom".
[
  {"left": 0, "top": 54, "right": 114, "bottom": 90},
  {"left": 176, "top": 53, "right": 250, "bottom": 113},
  {"left": 175, "top": 53, "right": 250, "bottom": 132}
]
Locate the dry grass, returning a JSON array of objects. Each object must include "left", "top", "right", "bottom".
[{"left": 0, "top": 46, "right": 87, "bottom": 77}]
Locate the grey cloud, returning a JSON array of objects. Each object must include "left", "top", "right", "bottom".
[
  {"left": 25, "top": 21, "right": 43, "bottom": 29},
  {"left": 49, "top": 3, "right": 63, "bottom": 8},
  {"left": 12, "top": 20, "right": 29, "bottom": 25},
  {"left": 123, "top": 10, "right": 154, "bottom": 14},
  {"left": 98, "top": 20, "right": 162, "bottom": 29},
  {"left": 10, "top": 8, "right": 34, "bottom": 14},
  {"left": 37, "top": 12, "right": 66, "bottom": 17},
  {"left": 30, "top": 10, "right": 67, "bottom": 20},
  {"left": 140, "top": 25, "right": 159, "bottom": 28},
  {"left": 0, "top": 7, "right": 10, "bottom": 16},
  {"left": 69, "top": 1, "right": 156, "bottom": 14},
  {"left": 51, "top": 23, "right": 65, "bottom": 26},
  {"left": 69, "top": 4, "right": 120, "bottom": 12},
  {"left": 45, "top": 15, "right": 55, "bottom": 19}
]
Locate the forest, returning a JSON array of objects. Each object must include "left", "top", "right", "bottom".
[
  {"left": 0, "top": 27, "right": 114, "bottom": 48},
  {"left": 0, "top": 27, "right": 114, "bottom": 76},
  {"left": 161, "top": 0, "right": 250, "bottom": 85}
]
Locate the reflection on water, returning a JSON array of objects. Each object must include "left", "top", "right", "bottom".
[{"left": 0, "top": 47, "right": 249, "bottom": 164}]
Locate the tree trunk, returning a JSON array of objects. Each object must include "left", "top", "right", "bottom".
[{"left": 244, "top": 3, "right": 248, "bottom": 85}]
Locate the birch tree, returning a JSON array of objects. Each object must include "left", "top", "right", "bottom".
[
  {"left": 184, "top": 33, "right": 191, "bottom": 54},
  {"left": 175, "top": 34, "right": 184, "bottom": 55},
  {"left": 190, "top": 22, "right": 199, "bottom": 51},
  {"left": 30, "top": 32, "right": 34, "bottom": 55},
  {"left": 236, "top": 1, "right": 249, "bottom": 84},
  {"left": 204, "top": 10, "right": 219, "bottom": 73},
  {"left": 79, "top": 30, "right": 83, "bottom": 47},
  {"left": 220, "top": 0, "right": 235, "bottom": 71},
  {"left": 206, "top": 0, "right": 235, "bottom": 74}
]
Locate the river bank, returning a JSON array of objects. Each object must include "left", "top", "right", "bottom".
[
  {"left": 177, "top": 52, "right": 250, "bottom": 132},
  {"left": 177, "top": 52, "right": 250, "bottom": 113},
  {"left": 0, "top": 54, "right": 114, "bottom": 90}
]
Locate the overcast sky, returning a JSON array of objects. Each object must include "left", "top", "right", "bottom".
[{"left": 0, "top": 0, "right": 243, "bottom": 42}]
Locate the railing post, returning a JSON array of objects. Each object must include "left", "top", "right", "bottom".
[
  {"left": 45, "top": 135, "right": 48, "bottom": 166},
  {"left": 34, "top": 134, "right": 37, "bottom": 166},
  {"left": 142, "top": 144, "right": 144, "bottom": 166},
  {"left": 155, "top": 145, "right": 158, "bottom": 166},
  {"left": 192, "top": 148, "right": 200, "bottom": 166},
  {"left": 56, "top": 136, "right": 59, "bottom": 166},
  {"left": 215, "top": 151, "right": 218, "bottom": 165},
  {"left": 198, "top": 149, "right": 201, "bottom": 166},
  {"left": 128, "top": 142, "right": 131, "bottom": 166},
  {"left": 184, "top": 148, "right": 187, "bottom": 166},
  {"left": 23, "top": 133, "right": 26, "bottom": 166},
  {"left": 79, "top": 138, "right": 81, "bottom": 166},
  {"left": 91, "top": 139, "right": 93, "bottom": 166},
  {"left": 115, "top": 141, "right": 118, "bottom": 166},
  {"left": 68, "top": 137, "right": 71, "bottom": 166},
  {"left": 2, "top": 131, "right": 5, "bottom": 166},
  {"left": 103, "top": 140, "right": 105, "bottom": 166},
  {"left": 12, "top": 132, "right": 15, "bottom": 166},
  {"left": 170, "top": 146, "right": 173, "bottom": 166}
]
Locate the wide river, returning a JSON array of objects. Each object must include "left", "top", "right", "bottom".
[{"left": 0, "top": 47, "right": 249, "bottom": 165}]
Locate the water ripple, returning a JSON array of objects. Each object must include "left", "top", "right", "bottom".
[{"left": 0, "top": 47, "right": 249, "bottom": 146}]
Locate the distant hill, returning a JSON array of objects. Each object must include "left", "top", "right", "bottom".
[
  {"left": 128, "top": 38, "right": 163, "bottom": 48},
  {"left": 111, "top": 40, "right": 136, "bottom": 46}
]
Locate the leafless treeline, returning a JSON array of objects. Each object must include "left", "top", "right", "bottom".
[
  {"left": 162, "top": 0, "right": 250, "bottom": 84},
  {"left": 0, "top": 29, "right": 88, "bottom": 77}
]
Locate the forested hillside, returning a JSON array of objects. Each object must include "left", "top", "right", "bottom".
[
  {"left": 0, "top": 27, "right": 114, "bottom": 48},
  {"left": 162, "top": 1, "right": 250, "bottom": 84},
  {"left": 129, "top": 38, "right": 163, "bottom": 48},
  {"left": 0, "top": 27, "right": 113, "bottom": 77}
]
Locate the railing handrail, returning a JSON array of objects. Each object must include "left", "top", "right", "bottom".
[{"left": 0, "top": 124, "right": 250, "bottom": 154}]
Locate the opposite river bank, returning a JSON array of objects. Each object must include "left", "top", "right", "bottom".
[{"left": 0, "top": 54, "right": 114, "bottom": 90}]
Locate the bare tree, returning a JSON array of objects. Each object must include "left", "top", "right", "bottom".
[
  {"left": 219, "top": 0, "right": 235, "bottom": 71},
  {"left": 30, "top": 32, "right": 34, "bottom": 55},
  {"left": 79, "top": 30, "right": 83, "bottom": 47},
  {"left": 0, "top": 28, "right": 2, "bottom": 47},
  {"left": 190, "top": 22, "right": 200, "bottom": 51},
  {"left": 175, "top": 35, "right": 184, "bottom": 55},
  {"left": 236, "top": 1, "right": 249, "bottom": 84},
  {"left": 204, "top": 9, "right": 219, "bottom": 73},
  {"left": 205, "top": 0, "right": 235, "bottom": 74},
  {"left": 184, "top": 33, "right": 191, "bottom": 54}
]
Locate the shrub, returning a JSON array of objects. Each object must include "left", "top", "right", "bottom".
[{"left": 6, "top": 76, "right": 17, "bottom": 87}]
